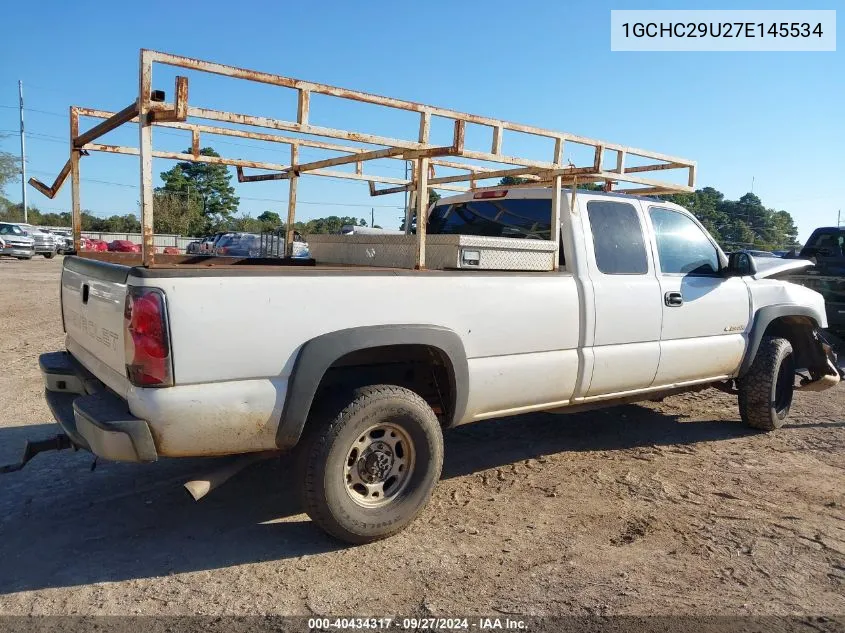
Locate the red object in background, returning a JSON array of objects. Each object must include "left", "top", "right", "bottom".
[
  {"left": 77, "top": 237, "right": 110, "bottom": 252},
  {"left": 162, "top": 246, "right": 180, "bottom": 255},
  {"left": 85, "top": 238, "right": 108, "bottom": 252},
  {"left": 108, "top": 240, "right": 141, "bottom": 253}
]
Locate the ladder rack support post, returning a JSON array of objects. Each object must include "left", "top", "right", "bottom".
[
  {"left": 285, "top": 145, "right": 299, "bottom": 257},
  {"left": 69, "top": 107, "right": 81, "bottom": 253},
  {"left": 414, "top": 157, "right": 429, "bottom": 269},
  {"left": 139, "top": 50, "right": 156, "bottom": 266}
]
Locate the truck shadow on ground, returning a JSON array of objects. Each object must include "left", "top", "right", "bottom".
[{"left": 0, "top": 403, "right": 792, "bottom": 594}]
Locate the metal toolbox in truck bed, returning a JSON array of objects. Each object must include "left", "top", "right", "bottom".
[{"left": 305, "top": 234, "right": 557, "bottom": 271}]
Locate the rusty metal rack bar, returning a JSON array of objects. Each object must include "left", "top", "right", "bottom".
[{"left": 29, "top": 49, "right": 696, "bottom": 269}]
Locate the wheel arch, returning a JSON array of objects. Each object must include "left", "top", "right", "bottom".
[
  {"left": 276, "top": 325, "right": 469, "bottom": 449},
  {"left": 739, "top": 305, "right": 823, "bottom": 377}
]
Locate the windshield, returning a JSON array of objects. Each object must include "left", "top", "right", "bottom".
[
  {"left": 427, "top": 199, "right": 552, "bottom": 239},
  {"left": 0, "top": 224, "right": 25, "bottom": 236}
]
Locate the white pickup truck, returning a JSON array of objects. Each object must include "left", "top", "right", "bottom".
[{"left": 38, "top": 188, "right": 842, "bottom": 543}]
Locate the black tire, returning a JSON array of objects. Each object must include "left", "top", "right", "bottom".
[
  {"left": 738, "top": 336, "right": 795, "bottom": 431},
  {"left": 43, "top": 251, "right": 56, "bottom": 259},
  {"left": 295, "top": 384, "right": 444, "bottom": 544},
  {"left": 15, "top": 256, "right": 32, "bottom": 260}
]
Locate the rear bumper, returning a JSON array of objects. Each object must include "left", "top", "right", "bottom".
[{"left": 39, "top": 351, "right": 157, "bottom": 463}]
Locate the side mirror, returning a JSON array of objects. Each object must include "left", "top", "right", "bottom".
[{"left": 726, "top": 251, "right": 756, "bottom": 277}]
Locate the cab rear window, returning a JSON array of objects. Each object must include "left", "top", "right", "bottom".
[
  {"left": 427, "top": 199, "right": 551, "bottom": 240},
  {"left": 805, "top": 230, "right": 844, "bottom": 254}
]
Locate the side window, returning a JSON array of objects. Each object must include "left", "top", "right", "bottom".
[
  {"left": 649, "top": 207, "right": 719, "bottom": 275},
  {"left": 586, "top": 201, "right": 648, "bottom": 275}
]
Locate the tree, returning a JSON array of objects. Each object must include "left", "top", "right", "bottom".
[
  {"left": 157, "top": 147, "right": 239, "bottom": 230},
  {"left": 257, "top": 211, "right": 282, "bottom": 226},
  {"left": 0, "top": 153, "right": 19, "bottom": 195},
  {"left": 153, "top": 192, "right": 204, "bottom": 235},
  {"left": 300, "top": 215, "right": 364, "bottom": 234},
  {"left": 661, "top": 187, "right": 802, "bottom": 251},
  {"left": 0, "top": 134, "right": 21, "bottom": 195},
  {"left": 499, "top": 176, "right": 531, "bottom": 186}
]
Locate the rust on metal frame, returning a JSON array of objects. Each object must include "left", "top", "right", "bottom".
[
  {"left": 28, "top": 49, "right": 696, "bottom": 269},
  {"left": 28, "top": 159, "right": 71, "bottom": 199},
  {"left": 69, "top": 107, "right": 81, "bottom": 252}
]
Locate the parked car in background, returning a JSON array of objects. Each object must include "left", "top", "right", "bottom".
[
  {"left": 747, "top": 250, "right": 778, "bottom": 258},
  {"left": 45, "top": 229, "right": 74, "bottom": 254},
  {"left": 14, "top": 223, "right": 57, "bottom": 258},
  {"left": 200, "top": 232, "right": 227, "bottom": 254},
  {"left": 212, "top": 232, "right": 245, "bottom": 255},
  {"left": 0, "top": 222, "right": 35, "bottom": 259},
  {"left": 787, "top": 227, "right": 845, "bottom": 339},
  {"left": 107, "top": 240, "right": 141, "bottom": 253},
  {"left": 185, "top": 240, "right": 202, "bottom": 254},
  {"left": 216, "top": 233, "right": 261, "bottom": 257}
]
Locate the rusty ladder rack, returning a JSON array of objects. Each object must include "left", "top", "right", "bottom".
[{"left": 29, "top": 49, "right": 696, "bottom": 269}]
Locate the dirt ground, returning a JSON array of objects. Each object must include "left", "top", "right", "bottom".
[{"left": 0, "top": 256, "right": 843, "bottom": 618}]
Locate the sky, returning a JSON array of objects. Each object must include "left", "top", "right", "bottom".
[{"left": 0, "top": 0, "right": 841, "bottom": 241}]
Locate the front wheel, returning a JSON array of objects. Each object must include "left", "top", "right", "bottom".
[
  {"left": 295, "top": 385, "right": 444, "bottom": 544},
  {"left": 738, "top": 336, "right": 795, "bottom": 431},
  {"left": 43, "top": 251, "right": 56, "bottom": 259}
]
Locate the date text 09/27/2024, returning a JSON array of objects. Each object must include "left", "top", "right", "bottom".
[{"left": 306, "top": 617, "right": 527, "bottom": 630}]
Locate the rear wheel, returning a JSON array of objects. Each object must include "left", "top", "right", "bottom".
[
  {"left": 738, "top": 336, "right": 795, "bottom": 431},
  {"left": 43, "top": 251, "right": 56, "bottom": 259},
  {"left": 295, "top": 385, "right": 444, "bottom": 544}
]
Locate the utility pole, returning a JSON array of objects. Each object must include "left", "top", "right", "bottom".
[
  {"left": 838, "top": 209, "right": 841, "bottom": 227},
  {"left": 18, "top": 80, "right": 28, "bottom": 223},
  {"left": 371, "top": 207, "right": 374, "bottom": 228}
]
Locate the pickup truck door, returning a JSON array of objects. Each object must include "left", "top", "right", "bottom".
[
  {"left": 645, "top": 206, "right": 749, "bottom": 384},
  {"left": 580, "top": 197, "right": 662, "bottom": 396}
]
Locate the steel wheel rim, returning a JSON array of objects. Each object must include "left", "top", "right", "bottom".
[{"left": 343, "top": 422, "right": 416, "bottom": 508}]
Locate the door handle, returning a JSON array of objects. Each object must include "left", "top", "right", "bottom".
[{"left": 664, "top": 291, "right": 683, "bottom": 307}]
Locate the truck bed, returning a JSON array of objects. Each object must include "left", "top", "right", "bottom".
[{"left": 71, "top": 252, "right": 560, "bottom": 277}]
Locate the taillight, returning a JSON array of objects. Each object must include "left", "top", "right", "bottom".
[
  {"left": 124, "top": 288, "right": 172, "bottom": 387},
  {"left": 473, "top": 190, "right": 508, "bottom": 199},
  {"left": 219, "top": 247, "right": 228, "bottom": 254}
]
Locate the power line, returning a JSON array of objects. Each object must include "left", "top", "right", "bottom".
[{"left": 0, "top": 104, "right": 67, "bottom": 118}]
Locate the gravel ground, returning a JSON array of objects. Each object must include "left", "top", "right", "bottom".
[{"left": 0, "top": 256, "right": 843, "bottom": 618}]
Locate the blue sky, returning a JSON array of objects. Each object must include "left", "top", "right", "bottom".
[{"left": 0, "top": 0, "right": 841, "bottom": 240}]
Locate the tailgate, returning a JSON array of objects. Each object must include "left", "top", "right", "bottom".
[{"left": 61, "top": 257, "right": 131, "bottom": 378}]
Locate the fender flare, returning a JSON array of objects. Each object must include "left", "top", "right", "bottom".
[
  {"left": 738, "top": 304, "right": 823, "bottom": 376},
  {"left": 275, "top": 324, "right": 469, "bottom": 449}
]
